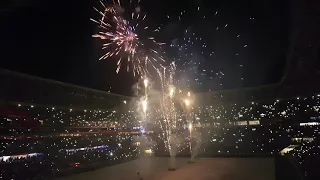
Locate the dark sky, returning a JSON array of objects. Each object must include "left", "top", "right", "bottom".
[{"left": 0, "top": 0, "right": 290, "bottom": 95}]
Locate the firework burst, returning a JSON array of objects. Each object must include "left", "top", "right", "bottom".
[{"left": 91, "top": 0, "right": 165, "bottom": 76}]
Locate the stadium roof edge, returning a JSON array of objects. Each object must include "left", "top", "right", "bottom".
[{"left": 0, "top": 68, "right": 133, "bottom": 99}]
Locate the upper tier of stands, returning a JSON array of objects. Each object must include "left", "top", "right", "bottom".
[{"left": 0, "top": 68, "right": 134, "bottom": 110}]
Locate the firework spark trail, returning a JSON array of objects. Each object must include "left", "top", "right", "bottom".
[
  {"left": 168, "top": 5, "right": 251, "bottom": 91},
  {"left": 140, "top": 77, "right": 148, "bottom": 130},
  {"left": 156, "top": 62, "right": 181, "bottom": 168},
  {"left": 92, "top": 0, "right": 166, "bottom": 76}
]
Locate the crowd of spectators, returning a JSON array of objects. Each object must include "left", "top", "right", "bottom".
[
  {"left": 1, "top": 92, "right": 320, "bottom": 179},
  {"left": 290, "top": 140, "right": 320, "bottom": 180},
  {"left": 0, "top": 104, "right": 141, "bottom": 178},
  {"left": 0, "top": 131, "right": 139, "bottom": 179}
]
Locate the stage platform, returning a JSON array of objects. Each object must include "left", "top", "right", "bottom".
[{"left": 58, "top": 157, "right": 275, "bottom": 180}]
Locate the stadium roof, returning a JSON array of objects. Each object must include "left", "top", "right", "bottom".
[{"left": 0, "top": 68, "right": 132, "bottom": 99}]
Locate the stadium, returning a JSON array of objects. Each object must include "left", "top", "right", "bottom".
[
  {"left": 1, "top": 0, "right": 320, "bottom": 180},
  {"left": 1, "top": 32, "right": 320, "bottom": 180}
]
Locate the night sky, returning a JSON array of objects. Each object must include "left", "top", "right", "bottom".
[{"left": 0, "top": 0, "right": 290, "bottom": 95}]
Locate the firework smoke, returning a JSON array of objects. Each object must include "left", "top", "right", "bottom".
[{"left": 190, "top": 129, "right": 202, "bottom": 162}]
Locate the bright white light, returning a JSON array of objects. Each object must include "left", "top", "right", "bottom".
[
  {"left": 144, "top": 149, "right": 153, "bottom": 154},
  {"left": 185, "top": 99, "right": 190, "bottom": 106},
  {"left": 188, "top": 123, "right": 193, "bottom": 130},
  {"left": 144, "top": 78, "right": 148, "bottom": 88},
  {"left": 300, "top": 122, "right": 320, "bottom": 126},
  {"left": 31, "top": 105, "right": 34, "bottom": 108},
  {"left": 169, "top": 87, "right": 175, "bottom": 98},
  {"left": 18, "top": 104, "right": 21, "bottom": 107},
  {"left": 123, "top": 100, "right": 127, "bottom": 104},
  {"left": 142, "top": 99, "right": 147, "bottom": 114},
  {"left": 110, "top": 152, "right": 113, "bottom": 156}
]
